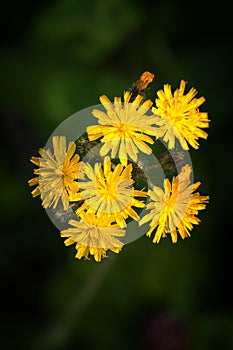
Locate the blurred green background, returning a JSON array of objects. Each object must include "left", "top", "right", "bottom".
[{"left": 1, "top": 0, "right": 232, "bottom": 349}]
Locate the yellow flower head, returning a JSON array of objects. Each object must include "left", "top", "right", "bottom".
[
  {"left": 28, "top": 136, "right": 82, "bottom": 210},
  {"left": 60, "top": 211, "right": 125, "bottom": 262},
  {"left": 87, "top": 92, "right": 162, "bottom": 166},
  {"left": 139, "top": 164, "right": 209, "bottom": 243},
  {"left": 75, "top": 156, "right": 147, "bottom": 228},
  {"left": 152, "top": 80, "right": 210, "bottom": 150}
]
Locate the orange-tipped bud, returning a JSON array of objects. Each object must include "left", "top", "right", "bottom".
[{"left": 136, "top": 71, "right": 155, "bottom": 91}]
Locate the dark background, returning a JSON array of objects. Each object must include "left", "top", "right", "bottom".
[{"left": 1, "top": 0, "right": 232, "bottom": 349}]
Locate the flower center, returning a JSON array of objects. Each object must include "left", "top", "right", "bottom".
[
  {"left": 98, "top": 180, "right": 118, "bottom": 201},
  {"left": 164, "top": 186, "right": 178, "bottom": 216},
  {"left": 117, "top": 123, "right": 127, "bottom": 134},
  {"left": 90, "top": 226, "right": 100, "bottom": 240}
]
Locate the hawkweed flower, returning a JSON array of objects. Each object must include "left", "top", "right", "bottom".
[
  {"left": 60, "top": 211, "right": 125, "bottom": 262},
  {"left": 28, "top": 136, "right": 82, "bottom": 210},
  {"left": 87, "top": 92, "right": 162, "bottom": 166},
  {"left": 28, "top": 71, "right": 211, "bottom": 262},
  {"left": 139, "top": 164, "right": 209, "bottom": 243},
  {"left": 74, "top": 156, "right": 147, "bottom": 227},
  {"left": 152, "top": 80, "right": 210, "bottom": 150}
]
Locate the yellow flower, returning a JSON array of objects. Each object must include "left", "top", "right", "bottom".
[
  {"left": 60, "top": 211, "right": 125, "bottom": 262},
  {"left": 87, "top": 92, "right": 161, "bottom": 166},
  {"left": 139, "top": 164, "right": 209, "bottom": 243},
  {"left": 75, "top": 156, "right": 147, "bottom": 228},
  {"left": 152, "top": 80, "right": 210, "bottom": 150},
  {"left": 28, "top": 136, "right": 82, "bottom": 210}
]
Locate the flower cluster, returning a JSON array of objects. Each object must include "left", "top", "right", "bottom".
[{"left": 28, "top": 72, "right": 210, "bottom": 262}]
